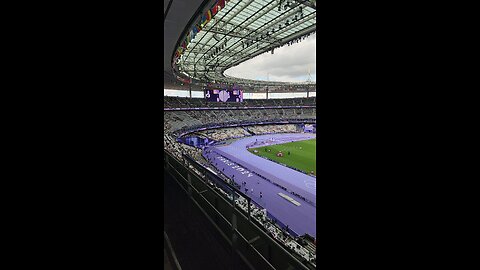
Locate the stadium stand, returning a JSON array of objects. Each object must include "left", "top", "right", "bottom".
[
  {"left": 164, "top": 0, "right": 316, "bottom": 268},
  {"left": 164, "top": 96, "right": 316, "bottom": 108},
  {"left": 247, "top": 124, "right": 299, "bottom": 135},
  {"left": 163, "top": 95, "right": 317, "bottom": 268},
  {"left": 198, "top": 127, "right": 251, "bottom": 141},
  {"left": 164, "top": 97, "right": 316, "bottom": 137}
]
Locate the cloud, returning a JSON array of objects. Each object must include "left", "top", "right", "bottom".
[{"left": 224, "top": 34, "right": 316, "bottom": 82}]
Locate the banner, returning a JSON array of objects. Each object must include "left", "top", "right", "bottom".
[
  {"left": 176, "top": 75, "right": 192, "bottom": 84},
  {"left": 173, "top": 0, "right": 231, "bottom": 69}
]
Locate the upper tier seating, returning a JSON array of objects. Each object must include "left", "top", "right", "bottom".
[
  {"left": 164, "top": 108, "right": 316, "bottom": 134},
  {"left": 164, "top": 96, "right": 316, "bottom": 108}
]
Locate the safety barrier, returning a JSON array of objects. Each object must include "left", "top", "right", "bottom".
[{"left": 164, "top": 151, "right": 315, "bottom": 270}]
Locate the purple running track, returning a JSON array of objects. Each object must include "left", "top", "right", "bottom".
[
  {"left": 203, "top": 133, "right": 316, "bottom": 237},
  {"left": 215, "top": 133, "right": 316, "bottom": 204}
]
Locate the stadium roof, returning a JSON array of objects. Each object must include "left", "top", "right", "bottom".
[
  {"left": 164, "top": 0, "right": 204, "bottom": 79},
  {"left": 169, "top": 0, "right": 316, "bottom": 91}
]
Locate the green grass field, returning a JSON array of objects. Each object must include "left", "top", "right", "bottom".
[{"left": 248, "top": 138, "right": 316, "bottom": 175}]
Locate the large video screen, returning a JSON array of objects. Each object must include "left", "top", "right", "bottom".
[{"left": 205, "top": 86, "right": 243, "bottom": 102}]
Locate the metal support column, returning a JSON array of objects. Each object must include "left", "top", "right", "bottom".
[
  {"left": 268, "top": 243, "right": 272, "bottom": 263},
  {"left": 165, "top": 155, "right": 169, "bottom": 171},
  {"left": 231, "top": 187, "right": 238, "bottom": 270},
  {"left": 187, "top": 173, "right": 192, "bottom": 196},
  {"left": 247, "top": 197, "right": 251, "bottom": 223}
]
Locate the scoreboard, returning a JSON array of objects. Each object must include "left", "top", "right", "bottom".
[{"left": 205, "top": 86, "right": 243, "bottom": 102}]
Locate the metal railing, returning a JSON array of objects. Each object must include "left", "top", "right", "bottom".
[{"left": 164, "top": 151, "right": 314, "bottom": 270}]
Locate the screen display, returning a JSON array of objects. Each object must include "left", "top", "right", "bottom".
[{"left": 205, "top": 87, "right": 243, "bottom": 102}]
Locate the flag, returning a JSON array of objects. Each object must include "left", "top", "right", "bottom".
[
  {"left": 212, "top": 3, "right": 221, "bottom": 16},
  {"left": 201, "top": 10, "right": 211, "bottom": 28},
  {"left": 211, "top": 5, "right": 217, "bottom": 16},
  {"left": 206, "top": 10, "right": 212, "bottom": 21},
  {"left": 218, "top": 0, "right": 226, "bottom": 9}
]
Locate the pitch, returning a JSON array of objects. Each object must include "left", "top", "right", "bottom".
[{"left": 248, "top": 138, "right": 316, "bottom": 175}]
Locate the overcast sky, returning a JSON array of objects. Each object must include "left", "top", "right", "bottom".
[{"left": 224, "top": 33, "right": 316, "bottom": 82}]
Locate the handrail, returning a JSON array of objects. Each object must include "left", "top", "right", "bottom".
[
  {"left": 164, "top": 150, "right": 315, "bottom": 270},
  {"left": 164, "top": 231, "right": 183, "bottom": 270}
]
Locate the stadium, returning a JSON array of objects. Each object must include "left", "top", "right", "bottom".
[{"left": 164, "top": 1, "right": 316, "bottom": 269}]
